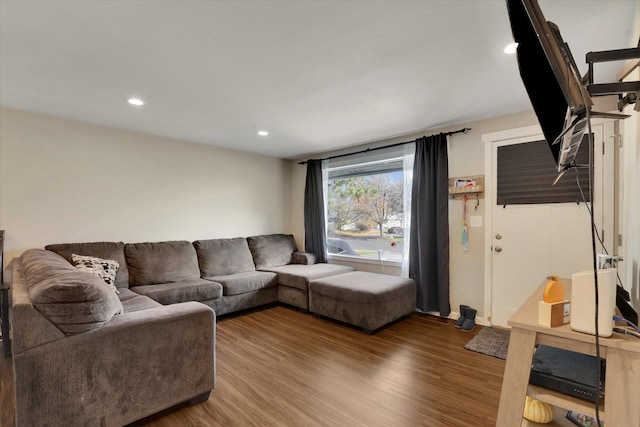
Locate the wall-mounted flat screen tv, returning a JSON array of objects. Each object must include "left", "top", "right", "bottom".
[{"left": 506, "top": 0, "right": 594, "bottom": 173}]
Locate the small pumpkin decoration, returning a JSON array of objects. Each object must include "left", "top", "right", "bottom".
[{"left": 523, "top": 395, "right": 554, "bottom": 423}]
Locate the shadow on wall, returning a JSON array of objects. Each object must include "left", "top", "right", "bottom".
[
  {"left": 2, "top": 261, "right": 13, "bottom": 285},
  {"left": 633, "top": 259, "right": 639, "bottom": 317},
  {"left": 0, "top": 231, "right": 6, "bottom": 284}
]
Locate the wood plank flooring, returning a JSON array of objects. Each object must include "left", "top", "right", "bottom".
[
  {"left": 0, "top": 345, "right": 14, "bottom": 427},
  {"left": 1, "top": 306, "right": 507, "bottom": 427}
]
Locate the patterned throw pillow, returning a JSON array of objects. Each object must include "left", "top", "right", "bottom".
[{"left": 72, "top": 254, "right": 120, "bottom": 294}]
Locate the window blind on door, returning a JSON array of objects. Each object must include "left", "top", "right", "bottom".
[{"left": 497, "top": 135, "right": 591, "bottom": 205}]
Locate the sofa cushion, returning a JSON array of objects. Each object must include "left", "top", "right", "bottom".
[
  {"left": 291, "top": 251, "right": 317, "bottom": 265},
  {"left": 205, "top": 271, "right": 278, "bottom": 296},
  {"left": 20, "top": 249, "right": 123, "bottom": 335},
  {"left": 117, "top": 288, "right": 162, "bottom": 312},
  {"left": 125, "top": 241, "right": 201, "bottom": 286},
  {"left": 71, "top": 254, "right": 119, "bottom": 293},
  {"left": 193, "top": 238, "right": 256, "bottom": 276},
  {"left": 45, "top": 241, "right": 129, "bottom": 288},
  {"left": 309, "top": 271, "right": 417, "bottom": 302},
  {"left": 247, "top": 234, "right": 298, "bottom": 269},
  {"left": 308, "top": 271, "right": 416, "bottom": 332},
  {"left": 130, "top": 279, "right": 222, "bottom": 305},
  {"left": 260, "top": 263, "right": 355, "bottom": 291}
]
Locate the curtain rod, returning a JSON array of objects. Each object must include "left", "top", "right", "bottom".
[{"left": 297, "top": 127, "right": 471, "bottom": 165}]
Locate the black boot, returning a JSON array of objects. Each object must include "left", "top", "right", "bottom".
[
  {"left": 461, "top": 307, "right": 477, "bottom": 332},
  {"left": 454, "top": 304, "right": 469, "bottom": 328}
]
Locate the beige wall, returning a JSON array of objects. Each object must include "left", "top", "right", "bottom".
[
  {"left": 620, "top": 10, "right": 640, "bottom": 312},
  {"left": 290, "top": 110, "right": 539, "bottom": 321},
  {"left": 0, "top": 108, "right": 291, "bottom": 268},
  {"left": 621, "top": 90, "right": 640, "bottom": 314}
]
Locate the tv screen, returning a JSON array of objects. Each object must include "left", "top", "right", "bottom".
[{"left": 506, "top": 0, "right": 593, "bottom": 173}]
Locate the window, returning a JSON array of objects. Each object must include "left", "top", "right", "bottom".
[{"left": 325, "top": 150, "right": 408, "bottom": 263}]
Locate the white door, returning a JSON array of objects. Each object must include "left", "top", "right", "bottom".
[{"left": 484, "top": 123, "right": 614, "bottom": 327}]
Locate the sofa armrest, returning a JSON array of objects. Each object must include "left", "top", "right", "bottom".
[
  {"left": 291, "top": 251, "right": 317, "bottom": 265},
  {"left": 12, "top": 301, "right": 215, "bottom": 427}
]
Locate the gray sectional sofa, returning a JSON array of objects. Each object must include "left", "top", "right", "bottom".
[
  {"left": 43, "top": 234, "right": 354, "bottom": 317},
  {"left": 10, "top": 233, "right": 354, "bottom": 426},
  {"left": 11, "top": 248, "right": 215, "bottom": 427}
]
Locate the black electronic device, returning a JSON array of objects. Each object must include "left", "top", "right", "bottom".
[
  {"left": 529, "top": 345, "right": 605, "bottom": 402},
  {"left": 506, "top": 0, "right": 593, "bottom": 173},
  {"left": 505, "top": 0, "right": 634, "bottom": 175}
]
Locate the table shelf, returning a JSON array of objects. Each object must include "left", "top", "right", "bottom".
[
  {"left": 527, "top": 384, "right": 604, "bottom": 421},
  {"left": 496, "top": 278, "right": 640, "bottom": 426}
]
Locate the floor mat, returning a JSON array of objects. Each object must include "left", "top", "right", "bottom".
[{"left": 464, "top": 327, "right": 510, "bottom": 360}]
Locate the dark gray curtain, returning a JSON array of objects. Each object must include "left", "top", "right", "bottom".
[
  {"left": 304, "top": 160, "right": 327, "bottom": 263},
  {"left": 409, "top": 134, "right": 450, "bottom": 316}
]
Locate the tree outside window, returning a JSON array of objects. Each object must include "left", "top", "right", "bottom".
[{"left": 326, "top": 171, "right": 404, "bottom": 261}]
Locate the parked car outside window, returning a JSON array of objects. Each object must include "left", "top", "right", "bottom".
[
  {"left": 327, "top": 238, "right": 359, "bottom": 256},
  {"left": 386, "top": 227, "right": 403, "bottom": 235}
]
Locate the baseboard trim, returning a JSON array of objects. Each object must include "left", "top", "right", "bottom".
[{"left": 414, "top": 308, "right": 491, "bottom": 327}]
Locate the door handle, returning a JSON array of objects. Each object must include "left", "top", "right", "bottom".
[{"left": 494, "top": 246, "right": 502, "bottom": 253}]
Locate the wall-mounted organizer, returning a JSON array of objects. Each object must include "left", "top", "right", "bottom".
[{"left": 448, "top": 175, "right": 484, "bottom": 199}]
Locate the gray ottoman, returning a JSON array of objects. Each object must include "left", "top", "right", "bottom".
[{"left": 308, "top": 271, "right": 416, "bottom": 334}]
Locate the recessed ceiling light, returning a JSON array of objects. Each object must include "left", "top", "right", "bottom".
[
  {"left": 504, "top": 42, "right": 519, "bottom": 54},
  {"left": 127, "top": 97, "right": 145, "bottom": 106},
  {"left": 257, "top": 130, "right": 269, "bottom": 136}
]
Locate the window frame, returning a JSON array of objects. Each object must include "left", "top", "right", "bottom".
[{"left": 324, "top": 153, "right": 406, "bottom": 267}]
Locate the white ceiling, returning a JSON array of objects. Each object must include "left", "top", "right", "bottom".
[{"left": 1, "top": 1, "right": 637, "bottom": 159}]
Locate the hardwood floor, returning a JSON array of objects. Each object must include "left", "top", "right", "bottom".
[
  {"left": 0, "top": 347, "right": 14, "bottom": 427},
  {"left": 1, "top": 306, "right": 507, "bottom": 427}
]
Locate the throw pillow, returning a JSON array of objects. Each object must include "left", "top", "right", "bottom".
[{"left": 72, "top": 253, "right": 120, "bottom": 293}]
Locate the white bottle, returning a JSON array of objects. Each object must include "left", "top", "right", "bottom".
[{"left": 570, "top": 268, "right": 617, "bottom": 337}]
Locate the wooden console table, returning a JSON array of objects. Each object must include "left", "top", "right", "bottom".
[{"left": 496, "top": 278, "right": 640, "bottom": 426}]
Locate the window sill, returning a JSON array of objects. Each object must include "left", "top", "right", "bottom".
[{"left": 328, "top": 254, "right": 402, "bottom": 268}]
